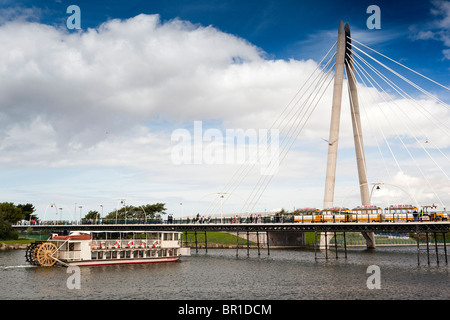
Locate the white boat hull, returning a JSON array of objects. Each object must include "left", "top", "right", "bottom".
[{"left": 64, "top": 256, "right": 179, "bottom": 267}]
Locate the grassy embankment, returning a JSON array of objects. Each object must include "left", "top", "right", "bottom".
[
  {"left": 0, "top": 233, "right": 47, "bottom": 248},
  {"left": 0, "top": 239, "right": 33, "bottom": 247},
  {"left": 181, "top": 231, "right": 256, "bottom": 247},
  {"left": 182, "top": 232, "right": 325, "bottom": 247}
]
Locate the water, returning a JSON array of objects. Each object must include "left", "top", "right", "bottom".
[{"left": 0, "top": 247, "right": 448, "bottom": 300}]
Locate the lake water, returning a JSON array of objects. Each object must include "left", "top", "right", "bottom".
[{"left": 0, "top": 246, "right": 448, "bottom": 301}]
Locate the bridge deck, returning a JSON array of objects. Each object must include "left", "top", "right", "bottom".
[{"left": 13, "top": 222, "right": 450, "bottom": 234}]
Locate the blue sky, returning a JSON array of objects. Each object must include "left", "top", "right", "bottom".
[
  {"left": 0, "top": 0, "right": 449, "bottom": 219},
  {"left": 4, "top": 1, "right": 450, "bottom": 64}
]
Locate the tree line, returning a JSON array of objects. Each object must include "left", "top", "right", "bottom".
[
  {"left": 83, "top": 203, "right": 167, "bottom": 222},
  {"left": 0, "top": 202, "right": 37, "bottom": 240}
]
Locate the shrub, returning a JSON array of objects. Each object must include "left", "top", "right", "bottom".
[{"left": 0, "top": 218, "right": 19, "bottom": 240}]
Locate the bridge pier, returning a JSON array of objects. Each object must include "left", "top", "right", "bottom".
[
  {"left": 267, "top": 231, "right": 305, "bottom": 247},
  {"left": 316, "top": 232, "right": 348, "bottom": 260},
  {"left": 415, "top": 232, "right": 448, "bottom": 266},
  {"left": 229, "top": 231, "right": 305, "bottom": 248},
  {"left": 234, "top": 231, "right": 270, "bottom": 257},
  {"left": 443, "top": 232, "right": 448, "bottom": 264},
  {"left": 361, "top": 232, "right": 376, "bottom": 249}
]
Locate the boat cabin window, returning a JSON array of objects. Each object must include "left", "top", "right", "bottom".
[
  {"left": 148, "top": 233, "right": 158, "bottom": 240},
  {"left": 163, "top": 233, "right": 171, "bottom": 240}
]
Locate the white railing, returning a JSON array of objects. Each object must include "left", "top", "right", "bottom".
[
  {"left": 90, "top": 239, "right": 166, "bottom": 250},
  {"left": 59, "top": 251, "right": 81, "bottom": 261}
]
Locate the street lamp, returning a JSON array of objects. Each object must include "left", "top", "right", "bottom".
[
  {"left": 99, "top": 205, "right": 103, "bottom": 224},
  {"left": 44, "top": 203, "right": 58, "bottom": 222},
  {"left": 116, "top": 198, "right": 126, "bottom": 224},
  {"left": 79, "top": 206, "right": 83, "bottom": 224},
  {"left": 51, "top": 203, "right": 57, "bottom": 223},
  {"left": 370, "top": 183, "right": 381, "bottom": 201},
  {"left": 122, "top": 200, "right": 127, "bottom": 224},
  {"left": 219, "top": 193, "right": 225, "bottom": 223}
]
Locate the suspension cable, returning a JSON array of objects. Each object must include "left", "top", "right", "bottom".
[
  {"left": 349, "top": 36, "right": 450, "bottom": 92},
  {"left": 347, "top": 50, "right": 446, "bottom": 207}
]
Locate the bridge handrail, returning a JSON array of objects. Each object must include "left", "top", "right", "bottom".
[
  {"left": 12, "top": 211, "right": 449, "bottom": 227},
  {"left": 13, "top": 215, "right": 291, "bottom": 226}
]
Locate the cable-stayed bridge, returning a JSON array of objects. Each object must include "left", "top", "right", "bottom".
[{"left": 190, "top": 20, "right": 449, "bottom": 249}]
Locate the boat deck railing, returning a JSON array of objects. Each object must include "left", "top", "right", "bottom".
[
  {"left": 90, "top": 239, "right": 160, "bottom": 250},
  {"left": 59, "top": 250, "right": 81, "bottom": 261}
]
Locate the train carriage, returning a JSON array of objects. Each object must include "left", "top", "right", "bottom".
[
  {"left": 384, "top": 204, "right": 417, "bottom": 222},
  {"left": 293, "top": 208, "right": 322, "bottom": 223},
  {"left": 320, "top": 207, "right": 350, "bottom": 222},
  {"left": 350, "top": 205, "right": 383, "bottom": 222}
]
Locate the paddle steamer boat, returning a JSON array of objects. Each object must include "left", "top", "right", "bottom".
[{"left": 25, "top": 230, "right": 190, "bottom": 267}]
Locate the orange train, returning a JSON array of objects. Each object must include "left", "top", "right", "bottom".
[{"left": 293, "top": 205, "right": 448, "bottom": 223}]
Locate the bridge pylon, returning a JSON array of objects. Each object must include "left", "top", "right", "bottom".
[{"left": 321, "top": 20, "right": 375, "bottom": 249}]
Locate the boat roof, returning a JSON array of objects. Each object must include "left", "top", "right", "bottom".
[{"left": 69, "top": 230, "right": 180, "bottom": 234}]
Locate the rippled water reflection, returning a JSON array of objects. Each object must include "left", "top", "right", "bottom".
[{"left": 0, "top": 246, "right": 448, "bottom": 300}]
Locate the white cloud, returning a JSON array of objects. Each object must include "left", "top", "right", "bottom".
[
  {"left": 411, "top": 0, "right": 450, "bottom": 58},
  {"left": 0, "top": 14, "right": 312, "bottom": 145},
  {"left": 0, "top": 13, "right": 323, "bottom": 165},
  {"left": 431, "top": 0, "right": 450, "bottom": 29},
  {"left": 414, "top": 30, "right": 436, "bottom": 40},
  {"left": 0, "top": 5, "right": 42, "bottom": 24}
]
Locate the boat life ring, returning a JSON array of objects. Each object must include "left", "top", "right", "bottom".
[
  {"left": 114, "top": 241, "right": 121, "bottom": 249},
  {"left": 140, "top": 240, "right": 147, "bottom": 248},
  {"left": 128, "top": 241, "right": 134, "bottom": 248},
  {"left": 100, "top": 241, "right": 107, "bottom": 249},
  {"left": 152, "top": 240, "right": 160, "bottom": 248}
]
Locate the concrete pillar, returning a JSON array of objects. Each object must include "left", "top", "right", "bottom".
[
  {"left": 344, "top": 24, "right": 375, "bottom": 249},
  {"left": 323, "top": 20, "right": 346, "bottom": 210}
]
